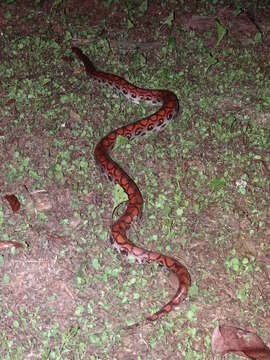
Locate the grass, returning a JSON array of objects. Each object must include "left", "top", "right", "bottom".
[{"left": 0, "top": 1, "right": 270, "bottom": 359}]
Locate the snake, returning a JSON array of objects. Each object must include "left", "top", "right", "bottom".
[{"left": 71, "top": 47, "right": 191, "bottom": 322}]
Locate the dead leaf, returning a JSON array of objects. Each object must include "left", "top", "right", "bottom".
[
  {"left": 211, "top": 325, "right": 270, "bottom": 360},
  {"left": 4, "top": 194, "right": 20, "bottom": 213}
]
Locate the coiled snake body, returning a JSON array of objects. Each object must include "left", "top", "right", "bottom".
[{"left": 72, "top": 47, "right": 191, "bottom": 321}]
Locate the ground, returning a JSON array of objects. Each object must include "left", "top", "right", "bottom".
[{"left": 0, "top": 0, "right": 269, "bottom": 359}]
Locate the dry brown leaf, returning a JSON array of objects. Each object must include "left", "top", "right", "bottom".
[
  {"left": 211, "top": 325, "right": 270, "bottom": 360},
  {"left": 4, "top": 194, "right": 20, "bottom": 213}
]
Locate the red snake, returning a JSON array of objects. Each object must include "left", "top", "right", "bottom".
[{"left": 71, "top": 47, "right": 191, "bottom": 321}]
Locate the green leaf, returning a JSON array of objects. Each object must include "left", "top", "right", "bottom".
[
  {"left": 205, "top": 53, "right": 218, "bottom": 73},
  {"left": 210, "top": 177, "right": 225, "bottom": 191},
  {"left": 138, "top": 0, "right": 148, "bottom": 14},
  {"left": 112, "top": 184, "right": 128, "bottom": 208},
  {"left": 3, "top": 274, "right": 10, "bottom": 284},
  {"left": 238, "top": 186, "right": 246, "bottom": 195},
  {"left": 115, "top": 135, "right": 129, "bottom": 148},
  {"left": 168, "top": 36, "right": 176, "bottom": 52},
  {"left": 60, "top": 95, "right": 70, "bottom": 104},
  {"left": 193, "top": 203, "right": 200, "bottom": 215},
  {"left": 75, "top": 305, "right": 84, "bottom": 316},
  {"left": 127, "top": 18, "right": 134, "bottom": 29},
  {"left": 188, "top": 282, "right": 199, "bottom": 297},
  {"left": 255, "top": 32, "right": 262, "bottom": 44},
  {"left": 176, "top": 207, "right": 184, "bottom": 217},
  {"left": 186, "top": 304, "right": 198, "bottom": 321},
  {"left": 131, "top": 51, "right": 146, "bottom": 68},
  {"left": 216, "top": 20, "right": 227, "bottom": 47},
  {"left": 13, "top": 320, "right": 19, "bottom": 329},
  {"left": 92, "top": 258, "right": 101, "bottom": 270}
]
